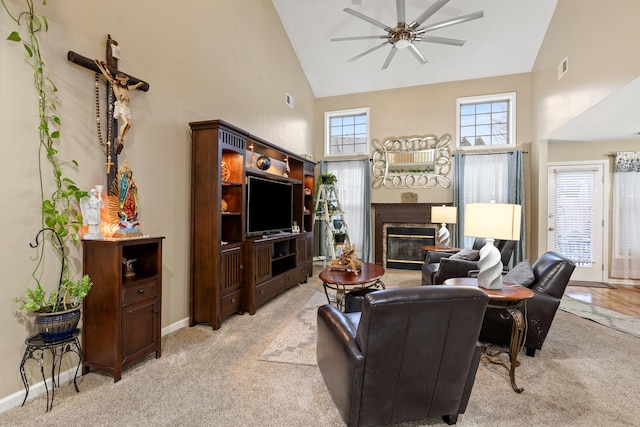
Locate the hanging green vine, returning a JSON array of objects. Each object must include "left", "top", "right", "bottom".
[{"left": 3, "top": 0, "right": 89, "bottom": 312}]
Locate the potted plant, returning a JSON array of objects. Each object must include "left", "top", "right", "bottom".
[
  {"left": 5, "top": 1, "right": 91, "bottom": 340},
  {"left": 15, "top": 231, "right": 93, "bottom": 341},
  {"left": 320, "top": 173, "right": 337, "bottom": 185},
  {"left": 334, "top": 231, "right": 347, "bottom": 244}
]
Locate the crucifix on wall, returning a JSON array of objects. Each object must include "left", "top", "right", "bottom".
[{"left": 67, "top": 35, "right": 150, "bottom": 191}]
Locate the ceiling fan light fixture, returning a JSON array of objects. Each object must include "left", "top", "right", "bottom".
[
  {"left": 391, "top": 31, "right": 412, "bottom": 49},
  {"left": 395, "top": 38, "right": 411, "bottom": 49}
]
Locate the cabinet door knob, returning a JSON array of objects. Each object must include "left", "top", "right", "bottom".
[{"left": 138, "top": 289, "right": 145, "bottom": 294}]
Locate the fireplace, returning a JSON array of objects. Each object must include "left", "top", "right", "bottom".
[
  {"left": 386, "top": 226, "right": 435, "bottom": 270},
  {"left": 372, "top": 203, "right": 448, "bottom": 268}
]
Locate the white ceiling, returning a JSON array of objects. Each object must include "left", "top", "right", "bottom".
[
  {"left": 272, "top": 0, "right": 640, "bottom": 142},
  {"left": 272, "top": 0, "right": 558, "bottom": 98}
]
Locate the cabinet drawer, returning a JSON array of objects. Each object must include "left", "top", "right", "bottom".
[
  {"left": 255, "top": 274, "right": 286, "bottom": 307},
  {"left": 286, "top": 267, "right": 307, "bottom": 287},
  {"left": 221, "top": 289, "right": 243, "bottom": 319},
  {"left": 122, "top": 281, "right": 158, "bottom": 305}
]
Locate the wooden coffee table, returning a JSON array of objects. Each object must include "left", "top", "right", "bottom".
[
  {"left": 319, "top": 263, "right": 385, "bottom": 310},
  {"left": 444, "top": 277, "right": 534, "bottom": 393}
]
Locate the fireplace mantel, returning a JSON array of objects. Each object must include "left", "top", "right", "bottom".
[{"left": 372, "top": 203, "right": 447, "bottom": 266}]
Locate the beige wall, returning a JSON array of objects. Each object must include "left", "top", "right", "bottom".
[
  {"left": 0, "top": 0, "right": 315, "bottom": 402},
  {"left": 530, "top": 0, "right": 640, "bottom": 254},
  {"left": 314, "top": 74, "right": 533, "bottom": 205}
]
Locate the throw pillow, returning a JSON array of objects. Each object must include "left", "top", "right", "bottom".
[
  {"left": 504, "top": 260, "right": 535, "bottom": 286},
  {"left": 450, "top": 248, "right": 480, "bottom": 261}
]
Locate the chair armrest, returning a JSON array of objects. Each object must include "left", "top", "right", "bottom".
[
  {"left": 434, "top": 258, "right": 479, "bottom": 284},
  {"left": 425, "top": 250, "right": 457, "bottom": 264},
  {"left": 316, "top": 304, "right": 365, "bottom": 422}
]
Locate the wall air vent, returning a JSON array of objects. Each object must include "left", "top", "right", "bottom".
[{"left": 558, "top": 57, "right": 568, "bottom": 80}]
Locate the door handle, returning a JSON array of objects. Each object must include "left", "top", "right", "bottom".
[{"left": 548, "top": 227, "right": 555, "bottom": 231}]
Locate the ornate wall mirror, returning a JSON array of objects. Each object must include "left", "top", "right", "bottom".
[{"left": 371, "top": 134, "right": 452, "bottom": 189}]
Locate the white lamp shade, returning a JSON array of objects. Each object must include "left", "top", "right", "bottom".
[
  {"left": 431, "top": 205, "right": 457, "bottom": 225},
  {"left": 464, "top": 203, "right": 522, "bottom": 241}
]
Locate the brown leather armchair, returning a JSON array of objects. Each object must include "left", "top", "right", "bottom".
[
  {"left": 317, "top": 286, "right": 489, "bottom": 426},
  {"left": 479, "top": 251, "right": 576, "bottom": 357},
  {"left": 422, "top": 239, "right": 516, "bottom": 285}
]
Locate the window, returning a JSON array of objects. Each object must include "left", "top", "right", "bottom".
[
  {"left": 324, "top": 107, "right": 370, "bottom": 157},
  {"left": 456, "top": 93, "right": 516, "bottom": 150}
]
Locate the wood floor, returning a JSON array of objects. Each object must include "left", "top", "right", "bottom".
[{"left": 565, "top": 284, "right": 640, "bottom": 318}]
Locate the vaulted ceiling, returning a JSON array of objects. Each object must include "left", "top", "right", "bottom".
[{"left": 272, "top": 0, "right": 558, "bottom": 98}]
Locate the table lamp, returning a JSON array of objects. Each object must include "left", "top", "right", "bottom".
[
  {"left": 431, "top": 205, "right": 457, "bottom": 249},
  {"left": 464, "top": 202, "right": 521, "bottom": 289}
]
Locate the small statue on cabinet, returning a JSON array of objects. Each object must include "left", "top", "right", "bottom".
[
  {"left": 81, "top": 185, "right": 105, "bottom": 239},
  {"left": 122, "top": 258, "right": 137, "bottom": 277},
  {"left": 109, "top": 161, "right": 143, "bottom": 238}
]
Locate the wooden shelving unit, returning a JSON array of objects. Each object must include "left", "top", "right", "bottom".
[{"left": 189, "top": 119, "right": 316, "bottom": 329}]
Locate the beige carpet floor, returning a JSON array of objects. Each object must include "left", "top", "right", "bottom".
[{"left": 1, "top": 267, "right": 639, "bottom": 426}]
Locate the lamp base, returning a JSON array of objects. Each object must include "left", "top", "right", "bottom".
[
  {"left": 436, "top": 223, "right": 450, "bottom": 249},
  {"left": 476, "top": 238, "right": 504, "bottom": 289}
]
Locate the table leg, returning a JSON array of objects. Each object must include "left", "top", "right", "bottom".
[
  {"left": 483, "top": 303, "right": 527, "bottom": 393},
  {"left": 504, "top": 306, "right": 526, "bottom": 392}
]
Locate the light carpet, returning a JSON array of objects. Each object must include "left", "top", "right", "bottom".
[
  {"left": 2, "top": 268, "right": 639, "bottom": 426},
  {"left": 259, "top": 289, "right": 640, "bottom": 367}
]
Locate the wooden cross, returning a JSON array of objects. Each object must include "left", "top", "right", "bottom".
[{"left": 67, "top": 35, "right": 149, "bottom": 193}]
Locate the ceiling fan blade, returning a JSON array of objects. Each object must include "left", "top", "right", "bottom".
[
  {"left": 408, "top": 44, "right": 428, "bottom": 65},
  {"left": 348, "top": 41, "right": 390, "bottom": 62},
  {"left": 381, "top": 46, "right": 398, "bottom": 70},
  {"left": 409, "top": 0, "right": 450, "bottom": 29},
  {"left": 331, "top": 35, "right": 388, "bottom": 42},
  {"left": 418, "top": 35, "right": 466, "bottom": 46},
  {"left": 417, "top": 11, "right": 484, "bottom": 33},
  {"left": 396, "top": 0, "right": 406, "bottom": 24},
  {"left": 344, "top": 8, "right": 392, "bottom": 32}
]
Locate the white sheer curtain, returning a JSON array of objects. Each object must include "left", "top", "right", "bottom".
[
  {"left": 611, "top": 152, "right": 640, "bottom": 279},
  {"left": 326, "top": 160, "right": 370, "bottom": 260},
  {"left": 459, "top": 153, "right": 510, "bottom": 248}
]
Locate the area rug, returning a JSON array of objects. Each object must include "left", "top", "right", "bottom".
[
  {"left": 559, "top": 295, "right": 640, "bottom": 337},
  {"left": 567, "top": 280, "right": 614, "bottom": 288},
  {"left": 260, "top": 289, "right": 640, "bottom": 367},
  {"left": 258, "top": 291, "right": 326, "bottom": 366}
]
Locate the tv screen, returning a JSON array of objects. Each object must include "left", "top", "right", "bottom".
[{"left": 247, "top": 176, "right": 293, "bottom": 236}]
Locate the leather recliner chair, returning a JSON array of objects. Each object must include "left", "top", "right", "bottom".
[
  {"left": 479, "top": 251, "right": 576, "bottom": 357},
  {"left": 317, "top": 286, "right": 489, "bottom": 426},
  {"left": 422, "top": 238, "right": 516, "bottom": 285}
]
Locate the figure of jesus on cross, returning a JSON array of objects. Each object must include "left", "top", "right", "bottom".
[{"left": 95, "top": 59, "right": 144, "bottom": 154}]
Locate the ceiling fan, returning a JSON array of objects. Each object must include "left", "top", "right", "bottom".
[{"left": 332, "top": 0, "right": 483, "bottom": 70}]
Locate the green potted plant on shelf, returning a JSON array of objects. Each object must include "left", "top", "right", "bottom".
[
  {"left": 333, "top": 231, "right": 347, "bottom": 244},
  {"left": 319, "top": 172, "right": 337, "bottom": 185},
  {"left": 5, "top": 0, "right": 91, "bottom": 341}
]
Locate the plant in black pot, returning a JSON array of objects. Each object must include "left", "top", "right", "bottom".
[
  {"left": 5, "top": 1, "right": 92, "bottom": 341},
  {"left": 334, "top": 231, "right": 347, "bottom": 244},
  {"left": 15, "top": 229, "right": 93, "bottom": 342},
  {"left": 320, "top": 173, "right": 337, "bottom": 185}
]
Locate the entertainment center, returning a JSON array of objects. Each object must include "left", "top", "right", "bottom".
[{"left": 189, "top": 119, "right": 316, "bottom": 329}]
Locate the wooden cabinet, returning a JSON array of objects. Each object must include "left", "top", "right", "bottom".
[
  {"left": 189, "top": 119, "right": 316, "bottom": 329},
  {"left": 81, "top": 236, "right": 164, "bottom": 382}
]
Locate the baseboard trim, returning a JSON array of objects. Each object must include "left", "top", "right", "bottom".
[{"left": 0, "top": 317, "right": 190, "bottom": 414}]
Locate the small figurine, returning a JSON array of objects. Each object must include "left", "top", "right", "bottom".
[
  {"left": 122, "top": 257, "right": 137, "bottom": 277},
  {"left": 81, "top": 185, "right": 105, "bottom": 239}
]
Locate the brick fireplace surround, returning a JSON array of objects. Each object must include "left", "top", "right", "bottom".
[{"left": 372, "top": 203, "right": 446, "bottom": 266}]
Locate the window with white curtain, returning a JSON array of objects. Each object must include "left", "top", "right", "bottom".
[
  {"left": 461, "top": 153, "right": 509, "bottom": 248},
  {"left": 611, "top": 152, "right": 640, "bottom": 279},
  {"left": 327, "top": 160, "right": 367, "bottom": 259}
]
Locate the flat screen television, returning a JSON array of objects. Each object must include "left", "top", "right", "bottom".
[{"left": 246, "top": 175, "right": 293, "bottom": 236}]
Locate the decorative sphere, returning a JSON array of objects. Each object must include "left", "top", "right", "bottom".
[{"left": 256, "top": 155, "right": 271, "bottom": 170}]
